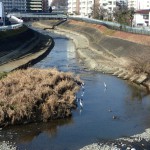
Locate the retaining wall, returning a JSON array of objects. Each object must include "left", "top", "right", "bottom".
[
  {"left": 57, "top": 20, "right": 150, "bottom": 90},
  {"left": 0, "top": 25, "right": 54, "bottom": 72}
]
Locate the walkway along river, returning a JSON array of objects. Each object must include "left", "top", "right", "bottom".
[{"left": 1, "top": 28, "right": 150, "bottom": 150}]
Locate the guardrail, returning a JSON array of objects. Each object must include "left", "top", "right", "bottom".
[
  {"left": 0, "top": 23, "right": 23, "bottom": 31},
  {"left": 69, "top": 17, "right": 150, "bottom": 36},
  {"left": 9, "top": 12, "right": 67, "bottom": 19}
]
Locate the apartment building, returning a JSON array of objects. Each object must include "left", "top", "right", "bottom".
[
  {"left": 1, "top": 0, "right": 48, "bottom": 12},
  {"left": 26, "top": 0, "right": 42, "bottom": 12},
  {"left": 68, "top": 0, "right": 128, "bottom": 17},
  {"left": 128, "top": 0, "right": 150, "bottom": 10},
  {"left": 100, "top": 0, "right": 116, "bottom": 13},
  {"left": 68, "top": 0, "right": 101, "bottom": 17},
  {"left": 48, "top": 0, "right": 52, "bottom": 6},
  {"left": 42, "top": 0, "right": 49, "bottom": 12},
  {"left": 68, "top": 0, "right": 80, "bottom": 15},
  {"left": 80, "top": 0, "right": 94, "bottom": 17},
  {"left": 1, "top": 0, "right": 26, "bottom": 12}
]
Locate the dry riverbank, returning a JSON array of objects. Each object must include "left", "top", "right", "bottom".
[
  {"left": 32, "top": 20, "right": 150, "bottom": 91},
  {"left": 0, "top": 25, "right": 54, "bottom": 72},
  {"left": 31, "top": 20, "right": 150, "bottom": 150}
]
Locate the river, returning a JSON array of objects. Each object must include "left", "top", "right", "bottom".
[{"left": 1, "top": 29, "right": 150, "bottom": 150}]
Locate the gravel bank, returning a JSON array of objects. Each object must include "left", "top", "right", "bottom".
[
  {"left": 80, "top": 129, "right": 150, "bottom": 150},
  {"left": 0, "top": 141, "right": 16, "bottom": 150}
]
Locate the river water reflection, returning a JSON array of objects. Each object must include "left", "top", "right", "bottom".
[{"left": 1, "top": 29, "right": 150, "bottom": 150}]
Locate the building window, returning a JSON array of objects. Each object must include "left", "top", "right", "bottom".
[{"left": 143, "top": 15, "right": 149, "bottom": 19}]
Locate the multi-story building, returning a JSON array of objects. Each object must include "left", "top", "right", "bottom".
[
  {"left": 1, "top": 0, "right": 26, "bottom": 12},
  {"left": 133, "top": 9, "right": 150, "bottom": 26},
  {"left": 128, "top": 0, "right": 150, "bottom": 10},
  {"left": 68, "top": 0, "right": 99, "bottom": 17},
  {"left": 128, "top": 0, "right": 150, "bottom": 27},
  {"left": 48, "top": 0, "right": 52, "bottom": 6},
  {"left": 1, "top": 0, "right": 48, "bottom": 12},
  {"left": 116, "top": 0, "right": 127, "bottom": 8},
  {"left": 99, "top": 0, "right": 117, "bottom": 14},
  {"left": 80, "top": 0, "right": 94, "bottom": 17},
  {"left": 26, "top": 0, "right": 42, "bottom": 12},
  {"left": 100, "top": 0, "right": 127, "bottom": 13},
  {"left": 42, "top": 0, "right": 49, "bottom": 12},
  {"left": 68, "top": 0, "right": 80, "bottom": 15},
  {"left": 68, "top": 0, "right": 128, "bottom": 17}
]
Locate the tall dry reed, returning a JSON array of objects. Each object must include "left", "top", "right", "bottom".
[{"left": 0, "top": 68, "right": 81, "bottom": 126}]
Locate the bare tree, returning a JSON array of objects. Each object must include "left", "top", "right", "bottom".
[
  {"left": 113, "top": 6, "right": 135, "bottom": 26},
  {"left": 91, "top": 4, "right": 107, "bottom": 20}
]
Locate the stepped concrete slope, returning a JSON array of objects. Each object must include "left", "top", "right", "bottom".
[
  {"left": 0, "top": 25, "right": 54, "bottom": 72},
  {"left": 32, "top": 20, "right": 150, "bottom": 91}
]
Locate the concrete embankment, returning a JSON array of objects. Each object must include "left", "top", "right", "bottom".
[
  {"left": 32, "top": 20, "right": 150, "bottom": 91},
  {"left": 0, "top": 25, "right": 54, "bottom": 72}
]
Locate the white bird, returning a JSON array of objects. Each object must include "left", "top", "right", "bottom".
[
  {"left": 81, "top": 82, "right": 85, "bottom": 89},
  {"left": 81, "top": 82, "right": 85, "bottom": 86},
  {"left": 79, "top": 99, "right": 83, "bottom": 108},
  {"left": 81, "top": 91, "right": 84, "bottom": 97},
  {"left": 76, "top": 98, "right": 79, "bottom": 103},
  {"left": 108, "top": 108, "right": 112, "bottom": 112},
  {"left": 104, "top": 82, "right": 107, "bottom": 89}
]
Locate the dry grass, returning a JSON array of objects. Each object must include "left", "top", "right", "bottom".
[
  {"left": 0, "top": 72, "right": 7, "bottom": 80},
  {"left": 68, "top": 20, "right": 150, "bottom": 46},
  {"left": 0, "top": 68, "right": 82, "bottom": 126}
]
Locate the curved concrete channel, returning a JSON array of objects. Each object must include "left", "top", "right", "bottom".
[
  {"left": 1, "top": 22, "right": 143, "bottom": 149},
  {"left": 31, "top": 21, "right": 150, "bottom": 150},
  {"left": 32, "top": 21, "right": 149, "bottom": 91},
  {"left": 1, "top": 21, "right": 150, "bottom": 149},
  {"left": 0, "top": 33, "right": 54, "bottom": 72}
]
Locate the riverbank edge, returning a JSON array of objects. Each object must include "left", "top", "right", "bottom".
[
  {"left": 32, "top": 21, "right": 148, "bottom": 92},
  {"left": 0, "top": 28, "right": 55, "bottom": 72},
  {"left": 31, "top": 22, "right": 150, "bottom": 149}
]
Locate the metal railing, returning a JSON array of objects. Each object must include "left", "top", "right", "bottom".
[
  {"left": 0, "top": 23, "right": 23, "bottom": 31},
  {"left": 9, "top": 12, "right": 67, "bottom": 19},
  {"left": 69, "top": 17, "right": 150, "bottom": 36}
]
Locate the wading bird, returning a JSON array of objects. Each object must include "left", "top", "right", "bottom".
[
  {"left": 104, "top": 82, "right": 107, "bottom": 89},
  {"left": 79, "top": 98, "right": 83, "bottom": 109},
  {"left": 81, "top": 91, "right": 84, "bottom": 97}
]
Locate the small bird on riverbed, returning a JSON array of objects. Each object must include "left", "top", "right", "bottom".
[
  {"left": 81, "top": 82, "right": 85, "bottom": 89},
  {"left": 112, "top": 115, "right": 119, "bottom": 120},
  {"left": 79, "top": 98, "right": 83, "bottom": 109},
  {"left": 104, "top": 82, "right": 107, "bottom": 89},
  {"left": 81, "top": 91, "right": 84, "bottom": 97},
  {"left": 108, "top": 108, "right": 112, "bottom": 112}
]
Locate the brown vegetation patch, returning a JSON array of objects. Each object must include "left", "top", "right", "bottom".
[
  {"left": 69, "top": 20, "right": 150, "bottom": 46},
  {"left": 0, "top": 68, "right": 81, "bottom": 127}
]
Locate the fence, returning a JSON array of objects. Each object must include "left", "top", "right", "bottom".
[
  {"left": 0, "top": 23, "right": 23, "bottom": 31},
  {"left": 9, "top": 12, "right": 67, "bottom": 19},
  {"left": 69, "top": 17, "right": 150, "bottom": 36}
]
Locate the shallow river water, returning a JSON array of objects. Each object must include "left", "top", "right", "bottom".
[{"left": 1, "top": 29, "right": 150, "bottom": 150}]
